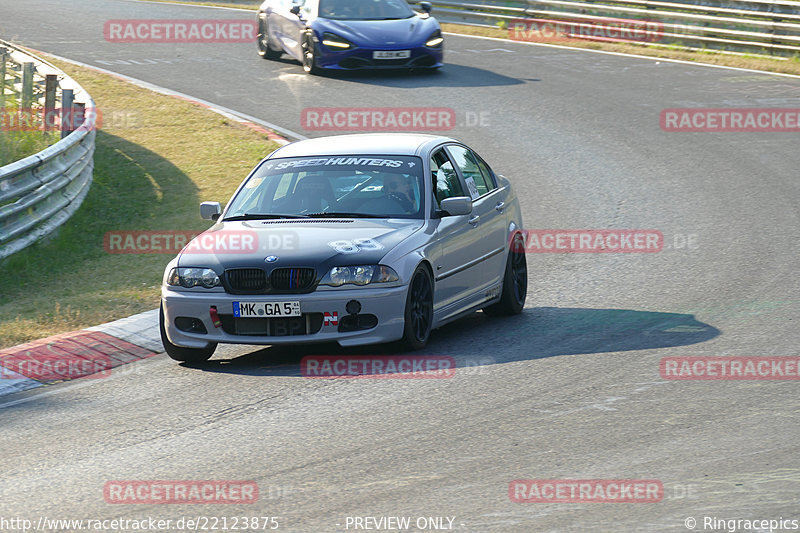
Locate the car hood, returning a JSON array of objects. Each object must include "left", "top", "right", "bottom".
[
  {"left": 177, "top": 218, "right": 424, "bottom": 271},
  {"left": 314, "top": 16, "right": 438, "bottom": 47}
]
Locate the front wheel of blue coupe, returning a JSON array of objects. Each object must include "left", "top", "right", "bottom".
[{"left": 302, "top": 33, "right": 321, "bottom": 75}]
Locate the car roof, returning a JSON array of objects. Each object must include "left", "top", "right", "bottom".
[{"left": 269, "top": 133, "right": 458, "bottom": 158}]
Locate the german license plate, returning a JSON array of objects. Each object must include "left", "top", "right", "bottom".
[
  {"left": 233, "top": 301, "right": 300, "bottom": 318},
  {"left": 373, "top": 50, "right": 410, "bottom": 59}
]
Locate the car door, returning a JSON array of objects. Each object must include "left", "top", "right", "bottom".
[
  {"left": 273, "top": 0, "right": 307, "bottom": 58},
  {"left": 429, "top": 147, "right": 487, "bottom": 318},
  {"left": 445, "top": 144, "right": 508, "bottom": 291}
]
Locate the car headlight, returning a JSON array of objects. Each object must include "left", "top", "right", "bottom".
[
  {"left": 167, "top": 267, "right": 221, "bottom": 289},
  {"left": 425, "top": 30, "right": 443, "bottom": 47},
  {"left": 320, "top": 265, "right": 399, "bottom": 287},
  {"left": 321, "top": 32, "right": 352, "bottom": 49}
]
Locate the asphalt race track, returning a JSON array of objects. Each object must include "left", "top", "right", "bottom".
[{"left": 1, "top": 0, "right": 799, "bottom": 531}]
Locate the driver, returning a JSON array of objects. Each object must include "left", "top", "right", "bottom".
[{"left": 383, "top": 173, "right": 416, "bottom": 212}]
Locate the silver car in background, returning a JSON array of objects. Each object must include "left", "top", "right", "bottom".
[{"left": 160, "top": 133, "right": 527, "bottom": 362}]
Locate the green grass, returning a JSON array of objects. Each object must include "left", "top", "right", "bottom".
[
  {"left": 0, "top": 97, "right": 60, "bottom": 166},
  {"left": 0, "top": 60, "right": 280, "bottom": 348}
]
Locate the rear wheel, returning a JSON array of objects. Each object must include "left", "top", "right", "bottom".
[
  {"left": 484, "top": 232, "right": 527, "bottom": 316},
  {"left": 400, "top": 265, "right": 434, "bottom": 350},
  {"left": 159, "top": 304, "right": 216, "bottom": 362},
  {"left": 302, "top": 33, "right": 321, "bottom": 74},
  {"left": 257, "top": 18, "right": 281, "bottom": 59}
]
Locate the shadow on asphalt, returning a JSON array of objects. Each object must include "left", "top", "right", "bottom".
[
  {"left": 184, "top": 307, "right": 720, "bottom": 377},
  {"left": 268, "top": 57, "right": 526, "bottom": 87}
]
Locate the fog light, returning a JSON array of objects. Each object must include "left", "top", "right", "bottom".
[{"left": 175, "top": 317, "right": 208, "bottom": 334}]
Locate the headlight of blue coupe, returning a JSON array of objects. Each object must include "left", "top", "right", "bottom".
[
  {"left": 320, "top": 265, "right": 399, "bottom": 287},
  {"left": 167, "top": 267, "right": 221, "bottom": 289},
  {"left": 425, "top": 30, "right": 443, "bottom": 47},
  {"left": 321, "top": 32, "right": 353, "bottom": 50}
]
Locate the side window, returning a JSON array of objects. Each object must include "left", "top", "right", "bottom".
[
  {"left": 447, "top": 145, "right": 494, "bottom": 199},
  {"left": 474, "top": 155, "right": 498, "bottom": 190},
  {"left": 430, "top": 149, "right": 464, "bottom": 206}
]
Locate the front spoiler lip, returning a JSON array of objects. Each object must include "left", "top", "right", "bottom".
[{"left": 315, "top": 46, "right": 443, "bottom": 70}]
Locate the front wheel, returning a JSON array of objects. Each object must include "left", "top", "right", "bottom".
[
  {"left": 159, "top": 305, "right": 217, "bottom": 362},
  {"left": 399, "top": 265, "right": 434, "bottom": 350},
  {"left": 302, "top": 33, "right": 321, "bottom": 74},
  {"left": 257, "top": 19, "right": 281, "bottom": 59},
  {"left": 484, "top": 232, "right": 527, "bottom": 316}
]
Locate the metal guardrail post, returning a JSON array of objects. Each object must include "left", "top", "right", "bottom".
[
  {"left": 22, "top": 62, "right": 34, "bottom": 108},
  {"left": 44, "top": 74, "right": 58, "bottom": 131},
  {"left": 61, "top": 88, "right": 74, "bottom": 139},
  {"left": 0, "top": 47, "right": 6, "bottom": 108}
]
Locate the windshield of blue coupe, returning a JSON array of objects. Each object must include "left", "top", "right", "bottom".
[
  {"left": 225, "top": 155, "right": 426, "bottom": 219},
  {"left": 318, "top": 0, "right": 414, "bottom": 20}
]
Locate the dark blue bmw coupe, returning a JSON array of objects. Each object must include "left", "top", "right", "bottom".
[{"left": 256, "top": 0, "right": 444, "bottom": 73}]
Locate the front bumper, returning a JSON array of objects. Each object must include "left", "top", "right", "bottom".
[
  {"left": 317, "top": 45, "right": 443, "bottom": 70},
  {"left": 161, "top": 285, "right": 407, "bottom": 348}
]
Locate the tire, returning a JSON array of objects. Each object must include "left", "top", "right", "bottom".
[
  {"left": 399, "top": 265, "right": 434, "bottom": 350},
  {"left": 257, "top": 18, "right": 282, "bottom": 60},
  {"left": 484, "top": 232, "right": 527, "bottom": 316},
  {"left": 159, "top": 304, "right": 216, "bottom": 362},
  {"left": 302, "top": 33, "right": 321, "bottom": 75}
]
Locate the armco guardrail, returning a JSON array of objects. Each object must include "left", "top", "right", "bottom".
[
  {"left": 420, "top": 0, "right": 800, "bottom": 56},
  {"left": 0, "top": 40, "right": 95, "bottom": 261}
]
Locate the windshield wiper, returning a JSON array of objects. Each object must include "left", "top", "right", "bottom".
[
  {"left": 223, "top": 213, "right": 309, "bottom": 221},
  {"left": 306, "top": 212, "right": 385, "bottom": 218}
]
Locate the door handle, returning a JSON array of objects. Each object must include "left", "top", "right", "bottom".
[
  {"left": 469, "top": 215, "right": 480, "bottom": 226},
  {"left": 495, "top": 202, "right": 505, "bottom": 212}
]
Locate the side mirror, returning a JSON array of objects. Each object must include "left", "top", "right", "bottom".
[
  {"left": 290, "top": 5, "right": 301, "bottom": 16},
  {"left": 200, "top": 201, "right": 221, "bottom": 221},
  {"left": 439, "top": 196, "right": 472, "bottom": 216},
  {"left": 419, "top": 1, "right": 432, "bottom": 13}
]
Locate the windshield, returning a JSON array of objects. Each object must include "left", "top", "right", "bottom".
[
  {"left": 225, "top": 155, "right": 425, "bottom": 220},
  {"left": 318, "top": 0, "right": 414, "bottom": 20}
]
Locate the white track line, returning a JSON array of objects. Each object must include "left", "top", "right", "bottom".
[{"left": 37, "top": 52, "right": 307, "bottom": 141}]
